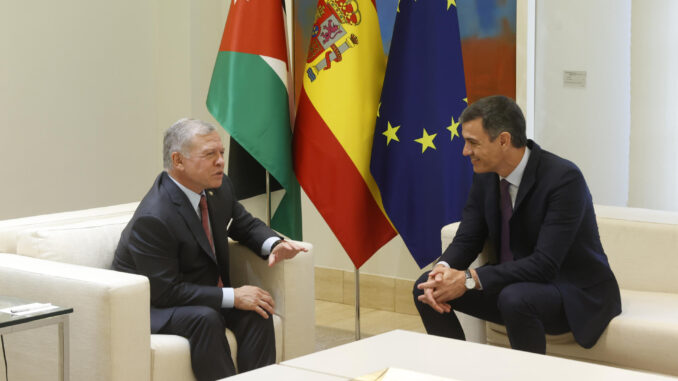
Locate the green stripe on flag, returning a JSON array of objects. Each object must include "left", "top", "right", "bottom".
[{"left": 207, "top": 51, "right": 301, "bottom": 240}]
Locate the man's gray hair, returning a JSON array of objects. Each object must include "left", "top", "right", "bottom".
[{"left": 163, "top": 118, "right": 217, "bottom": 170}]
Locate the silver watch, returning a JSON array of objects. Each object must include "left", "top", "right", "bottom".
[{"left": 464, "top": 269, "right": 476, "bottom": 290}]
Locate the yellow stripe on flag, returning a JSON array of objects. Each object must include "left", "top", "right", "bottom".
[{"left": 302, "top": 0, "right": 387, "bottom": 212}]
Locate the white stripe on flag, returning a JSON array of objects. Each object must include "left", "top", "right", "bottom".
[{"left": 261, "top": 56, "right": 288, "bottom": 92}]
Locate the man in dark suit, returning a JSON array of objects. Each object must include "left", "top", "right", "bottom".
[
  {"left": 113, "top": 118, "right": 307, "bottom": 380},
  {"left": 414, "top": 95, "right": 621, "bottom": 354}
]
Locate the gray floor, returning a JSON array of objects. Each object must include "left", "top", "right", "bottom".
[
  {"left": 314, "top": 300, "right": 425, "bottom": 351},
  {"left": 315, "top": 325, "right": 362, "bottom": 351}
]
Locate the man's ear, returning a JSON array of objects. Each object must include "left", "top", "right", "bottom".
[
  {"left": 499, "top": 131, "right": 512, "bottom": 148},
  {"left": 171, "top": 151, "right": 184, "bottom": 170}
]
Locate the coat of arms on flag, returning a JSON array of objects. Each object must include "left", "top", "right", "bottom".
[{"left": 305, "top": 0, "right": 362, "bottom": 81}]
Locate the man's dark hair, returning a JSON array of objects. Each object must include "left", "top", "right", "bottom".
[{"left": 459, "top": 95, "right": 527, "bottom": 148}]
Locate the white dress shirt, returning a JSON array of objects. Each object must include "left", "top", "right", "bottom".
[{"left": 500, "top": 146, "right": 531, "bottom": 207}]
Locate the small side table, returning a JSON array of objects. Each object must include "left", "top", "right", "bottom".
[{"left": 0, "top": 296, "right": 73, "bottom": 381}]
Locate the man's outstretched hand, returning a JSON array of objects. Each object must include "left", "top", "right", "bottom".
[{"left": 268, "top": 240, "right": 308, "bottom": 267}]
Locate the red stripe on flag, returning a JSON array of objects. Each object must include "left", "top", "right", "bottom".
[
  {"left": 294, "top": 89, "right": 396, "bottom": 268},
  {"left": 219, "top": 0, "right": 288, "bottom": 63}
]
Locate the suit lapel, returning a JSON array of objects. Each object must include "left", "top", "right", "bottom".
[
  {"left": 206, "top": 179, "right": 233, "bottom": 286},
  {"left": 486, "top": 173, "right": 501, "bottom": 246},
  {"left": 160, "top": 173, "right": 218, "bottom": 265},
  {"left": 205, "top": 188, "right": 229, "bottom": 257},
  {"left": 514, "top": 140, "right": 540, "bottom": 213}
]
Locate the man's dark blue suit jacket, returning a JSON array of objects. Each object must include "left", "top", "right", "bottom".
[
  {"left": 440, "top": 140, "right": 621, "bottom": 348},
  {"left": 113, "top": 172, "right": 276, "bottom": 332}
]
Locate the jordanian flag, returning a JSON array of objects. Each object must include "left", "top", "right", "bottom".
[{"left": 207, "top": 0, "right": 302, "bottom": 240}]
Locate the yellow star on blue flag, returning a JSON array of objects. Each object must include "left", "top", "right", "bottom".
[
  {"left": 383, "top": 122, "right": 401, "bottom": 146},
  {"left": 414, "top": 129, "right": 437, "bottom": 153},
  {"left": 447, "top": 116, "right": 460, "bottom": 140}
]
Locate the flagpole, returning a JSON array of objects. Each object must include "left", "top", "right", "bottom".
[
  {"left": 266, "top": 170, "right": 272, "bottom": 226},
  {"left": 355, "top": 267, "right": 361, "bottom": 340}
]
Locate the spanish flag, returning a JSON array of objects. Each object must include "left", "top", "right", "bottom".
[{"left": 293, "top": 0, "right": 396, "bottom": 268}]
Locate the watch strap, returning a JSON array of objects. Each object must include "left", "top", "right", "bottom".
[{"left": 270, "top": 238, "right": 284, "bottom": 253}]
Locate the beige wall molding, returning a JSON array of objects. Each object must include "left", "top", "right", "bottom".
[{"left": 315, "top": 266, "right": 418, "bottom": 316}]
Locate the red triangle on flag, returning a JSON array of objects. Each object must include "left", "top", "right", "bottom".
[{"left": 219, "top": 0, "right": 288, "bottom": 64}]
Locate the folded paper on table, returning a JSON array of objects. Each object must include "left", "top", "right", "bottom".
[
  {"left": 0, "top": 303, "right": 59, "bottom": 316},
  {"left": 352, "top": 367, "right": 458, "bottom": 381}
]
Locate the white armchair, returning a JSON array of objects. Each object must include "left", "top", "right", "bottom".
[
  {"left": 441, "top": 205, "right": 678, "bottom": 377},
  {"left": 0, "top": 204, "right": 315, "bottom": 381}
]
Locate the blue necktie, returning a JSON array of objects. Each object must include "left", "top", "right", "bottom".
[{"left": 500, "top": 179, "right": 514, "bottom": 263}]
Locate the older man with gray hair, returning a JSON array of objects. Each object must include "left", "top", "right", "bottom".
[{"left": 113, "top": 118, "right": 306, "bottom": 380}]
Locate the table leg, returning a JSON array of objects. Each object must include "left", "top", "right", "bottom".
[{"left": 58, "top": 316, "right": 70, "bottom": 381}]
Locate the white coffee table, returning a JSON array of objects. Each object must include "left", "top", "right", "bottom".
[{"left": 281, "top": 330, "right": 674, "bottom": 381}]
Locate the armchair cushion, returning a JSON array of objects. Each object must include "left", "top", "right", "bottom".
[
  {"left": 0, "top": 202, "right": 139, "bottom": 253},
  {"left": 15, "top": 216, "right": 130, "bottom": 269},
  {"left": 149, "top": 335, "right": 195, "bottom": 381}
]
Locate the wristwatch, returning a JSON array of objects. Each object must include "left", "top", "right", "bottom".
[
  {"left": 270, "top": 239, "right": 284, "bottom": 252},
  {"left": 464, "top": 269, "right": 476, "bottom": 290}
]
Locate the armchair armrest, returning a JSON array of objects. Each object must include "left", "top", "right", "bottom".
[
  {"left": 441, "top": 222, "right": 492, "bottom": 266},
  {"left": 440, "top": 223, "right": 490, "bottom": 344},
  {"left": 0, "top": 253, "right": 151, "bottom": 381},
  {"left": 228, "top": 241, "right": 315, "bottom": 360},
  {"left": 441, "top": 222, "right": 461, "bottom": 252}
]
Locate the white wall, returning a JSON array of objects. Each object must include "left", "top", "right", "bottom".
[
  {"left": 516, "top": 0, "right": 536, "bottom": 138},
  {"left": 533, "top": 0, "right": 631, "bottom": 207},
  {"left": 1, "top": 0, "right": 162, "bottom": 219},
  {"left": 0, "top": 0, "right": 228, "bottom": 220},
  {"left": 628, "top": 0, "right": 678, "bottom": 211}
]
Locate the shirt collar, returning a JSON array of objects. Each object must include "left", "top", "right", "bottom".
[
  {"left": 501, "top": 146, "right": 531, "bottom": 188},
  {"left": 168, "top": 174, "right": 203, "bottom": 216}
]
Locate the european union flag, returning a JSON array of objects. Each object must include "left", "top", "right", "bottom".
[{"left": 370, "top": 0, "right": 473, "bottom": 268}]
